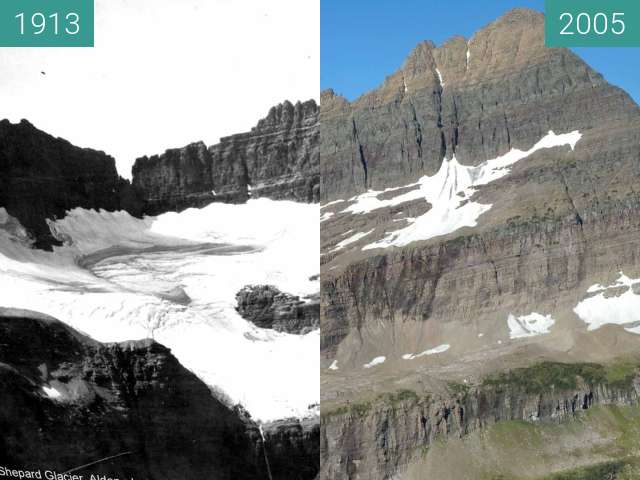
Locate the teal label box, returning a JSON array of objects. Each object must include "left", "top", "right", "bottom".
[
  {"left": 0, "top": 0, "right": 93, "bottom": 47},
  {"left": 546, "top": 0, "right": 640, "bottom": 47}
]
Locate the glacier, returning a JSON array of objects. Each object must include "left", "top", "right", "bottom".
[{"left": 0, "top": 199, "right": 319, "bottom": 422}]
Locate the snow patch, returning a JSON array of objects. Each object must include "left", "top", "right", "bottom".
[
  {"left": 329, "top": 360, "right": 339, "bottom": 371},
  {"left": 402, "top": 344, "right": 450, "bottom": 360},
  {"left": 355, "top": 130, "right": 582, "bottom": 249},
  {"left": 508, "top": 312, "right": 555, "bottom": 339},
  {"left": 43, "top": 386, "right": 61, "bottom": 399},
  {"left": 321, "top": 199, "right": 345, "bottom": 209},
  {"left": 574, "top": 272, "right": 640, "bottom": 333},
  {"left": 331, "top": 229, "right": 374, "bottom": 252},
  {"left": 435, "top": 68, "right": 444, "bottom": 87},
  {"left": 363, "top": 356, "right": 386, "bottom": 368},
  {"left": 320, "top": 211, "right": 334, "bottom": 222}
]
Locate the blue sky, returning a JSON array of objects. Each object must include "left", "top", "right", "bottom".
[{"left": 321, "top": 0, "right": 640, "bottom": 104}]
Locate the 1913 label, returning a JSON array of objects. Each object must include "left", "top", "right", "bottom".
[{"left": 0, "top": 0, "right": 93, "bottom": 47}]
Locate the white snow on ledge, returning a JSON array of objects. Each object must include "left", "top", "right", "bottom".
[
  {"left": 321, "top": 199, "right": 345, "bottom": 209},
  {"left": 402, "top": 343, "right": 450, "bottom": 360},
  {"left": 350, "top": 130, "right": 582, "bottom": 250},
  {"left": 328, "top": 360, "right": 339, "bottom": 371},
  {"left": 331, "top": 229, "right": 374, "bottom": 252},
  {"left": 363, "top": 356, "right": 386, "bottom": 369},
  {"left": 43, "top": 385, "right": 62, "bottom": 399},
  {"left": 574, "top": 272, "right": 640, "bottom": 333},
  {"left": 508, "top": 312, "right": 555, "bottom": 339}
]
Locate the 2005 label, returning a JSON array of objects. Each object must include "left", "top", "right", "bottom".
[
  {"left": 559, "top": 12, "right": 625, "bottom": 36},
  {"left": 545, "top": 0, "right": 640, "bottom": 47}
]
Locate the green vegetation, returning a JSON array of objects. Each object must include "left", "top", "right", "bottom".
[
  {"left": 386, "top": 389, "right": 419, "bottom": 405},
  {"left": 536, "top": 458, "right": 640, "bottom": 480},
  {"left": 322, "top": 389, "right": 420, "bottom": 419},
  {"left": 447, "top": 381, "right": 471, "bottom": 398},
  {"left": 322, "top": 400, "right": 373, "bottom": 419},
  {"left": 482, "top": 361, "right": 639, "bottom": 394}
]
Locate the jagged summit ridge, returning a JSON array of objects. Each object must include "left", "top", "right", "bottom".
[
  {"left": 320, "top": 7, "right": 636, "bottom": 200},
  {"left": 320, "top": 8, "right": 640, "bottom": 479},
  {"left": 133, "top": 98, "right": 319, "bottom": 214}
]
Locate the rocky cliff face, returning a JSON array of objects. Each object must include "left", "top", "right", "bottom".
[
  {"left": 0, "top": 120, "right": 142, "bottom": 249},
  {"left": 236, "top": 284, "right": 320, "bottom": 334},
  {"left": 321, "top": 363, "right": 640, "bottom": 479},
  {"left": 133, "top": 99, "right": 319, "bottom": 215},
  {"left": 321, "top": 7, "right": 640, "bottom": 374},
  {"left": 263, "top": 416, "right": 321, "bottom": 480},
  {"left": 0, "top": 99, "right": 318, "bottom": 248},
  {"left": 320, "top": 8, "right": 637, "bottom": 200},
  {"left": 321, "top": 7, "right": 640, "bottom": 480},
  {"left": 0, "top": 307, "right": 313, "bottom": 480}
]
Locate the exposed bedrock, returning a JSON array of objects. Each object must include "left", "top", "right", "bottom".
[
  {"left": 0, "top": 99, "right": 318, "bottom": 248},
  {"left": 320, "top": 8, "right": 638, "bottom": 201},
  {"left": 320, "top": 6, "right": 640, "bottom": 359},
  {"left": 0, "top": 307, "right": 319, "bottom": 480},
  {"left": 236, "top": 284, "right": 320, "bottom": 335},
  {"left": 133, "top": 99, "right": 320, "bottom": 215},
  {"left": 0, "top": 120, "right": 143, "bottom": 249},
  {"left": 320, "top": 6, "right": 640, "bottom": 480},
  {"left": 321, "top": 198, "right": 640, "bottom": 355},
  {"left": 321, "top": 363, "right": 640, "bottom": 480},
  {"left": 262, "top": 416, "right": 321, "bottom": 480}
]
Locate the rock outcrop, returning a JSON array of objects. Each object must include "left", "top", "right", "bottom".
[
  {"left": 0, "top": 307, "right": 306, "bottom": 480},
  {"left": 236, "top": 285, "right": 320, "bottom": 335},
  {"left": 0, "top": 99, "right": 318, "bottom": 248},
  {"left": 133, "top": 99, "right": 319, "bottom": 215},
  {"left": 263, "top": 416, "right": 321, "bottom": 480},
  {"left": 320, "top": 7, "right": 640, "bottom": 373},
  {"left": 320, "top": 8, "right": 637, "bottom": 200},
  {"left": 0, "top": 120, "right": 143, "bottom": 249},
  {"left": 321, "top": 363, "right": 640, "bottom": 479}
]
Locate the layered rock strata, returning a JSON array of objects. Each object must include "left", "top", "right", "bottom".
[
  {"left": 236, "top": 284, "right": 320, "bottom": 334},
  {"left": 320, "top": 7, "right": 640, "bottom": 480},
  {"left": 321, "top": 362, "right": 640, "bottom": 479},
  {"left": 133, "top": 99, "right": 319, "bottom": 215}
]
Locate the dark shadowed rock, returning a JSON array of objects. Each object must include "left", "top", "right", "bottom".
[
  {"left": 236, "top": 285, "right": 320, "bottom": 334},
  {"left": 0, "top": 120, "right": 143, "bottom": 249},
  {"left": 262, "top": 416, "right": 320, "bottom": 480},
  {"left": 0, "top": 308, "right": 274, "bottom": 479}
]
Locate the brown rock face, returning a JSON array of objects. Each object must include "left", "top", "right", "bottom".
[
  {"left": 321, "top": 365, "right": 640, "bottom": 479},
  {"left": 321, "top": 8, "right": 640, "bottom": 360},
  {"left": 320, "top": 8, "right": 637, "bottom": 200},
  {"left": 0, "top": 120, "right": 143, "bottom": 249},
  {"left": 133, "top": 99, "right": 319, "bottom": 215},
  {"left": 321, "top": 7, "right": 640, "bottom": 480},
  {"left": 0, "top": 308, "right": 270, "bottom": 480}
]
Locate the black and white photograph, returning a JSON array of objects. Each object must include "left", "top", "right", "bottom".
[{"left": 0, "top": 1, "right": 319, "bottom": 479}]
